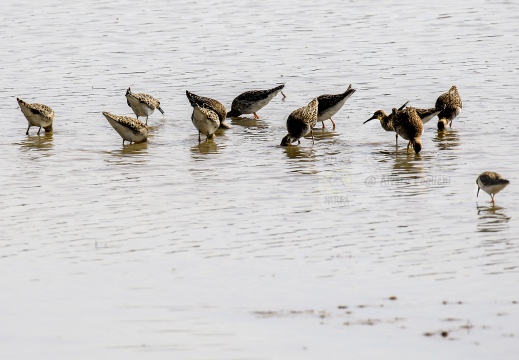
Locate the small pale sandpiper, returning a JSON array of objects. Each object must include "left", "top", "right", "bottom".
[
  {"left": 102, "top": 112, "right": 148, "bottom": 145},
  {"left": 17, "top": 98, "right": 54, "bottom": 135},
  {"left": 476, "top": 171, "right": 510, "bottom": 204},
  {"left": 125, "top": 87, "right": 164, "bottom": 125},
  {"left": 186, "top": 90, "right": 229, "bottom": 129}
]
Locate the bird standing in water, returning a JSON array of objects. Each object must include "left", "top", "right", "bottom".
[
  {"left": 392, "top": 107, "right": 424, "bottom": 154},
  {"left": 476, "top": 171, "right": 510, "bottom": 204},
  {"left": 435, "top": 85, "right": 462, "bottom": 130},
  {"left": 17, "top": 98, "right": 55, "bottom": 135},
  {"left": 186, "top": 90, "right": 229, "bottom": 129},
  {"left": 226, "top": 84, "right": 286, "bottom": 119},
  {"left": 316, "top": 84, "right": 356, "bottom": 129},
  {"left": 125, "top": 87, "right": 164, "bottom": 125},
  {"left": 280, "top": 98, "right": 318, "bottom": 146},
  {"left": 364, "top": 101, "right": 409, "bottom": 145}
]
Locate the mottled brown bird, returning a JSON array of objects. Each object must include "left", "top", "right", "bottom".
[
  {"left": 435, "top": 85, "right": 462, "bottom": 130},
  {"left": 17, "top": 98, "right": 54, "bottom": 135},
  {"left": 364, "top": 101, "right": 409, "bottom": 145},
  {"left": 186, "top": 90, "right": 229, "bottom": 129},
  {"left": 280, "top": 98, "right": 318, "bottom": 146},
  {"left": 392, "top": 107, "right": 424, "bottom": 154}
]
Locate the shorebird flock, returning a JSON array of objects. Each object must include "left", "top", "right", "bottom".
[{"left": 16, "top": 84, "right": 509, "bottom": 204}]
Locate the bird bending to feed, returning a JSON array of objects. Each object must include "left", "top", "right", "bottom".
[
  {"left": 316, "top": 84, "right": 356, "bottom": 129},
  {"left": 17, "top": 98, "right": 54, "bottom": 135},
  {"left": 186, "top": 90, "right": 229, "bottom": 129},
  {"left": 125, "top": 87, "right": 164, "bottom": 125},
  {"left": 226, "top": 84, "right": 286, "bottom": 119},
  {"left": 102, "top": 112, "right": 148, "bottom": 145},
  {"left": 280, "top": 98, "right": 318, "bottom": 146},
  {"left": 364, "top": 101, "right": 409, "bottom": 145},
  {"left": 435, "top": 85, "right": 462, "bottom": 130},
  {"left": 191, "top": 104, "right": 220, "bottom": 142},
  {"left": 476, "top": 171, "right": 510, "bottom": 204},
  {"left": 392, "top": 107, "right": 424, "bottom": 154}
]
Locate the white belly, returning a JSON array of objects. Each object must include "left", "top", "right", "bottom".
[
  {"left": 317, "top": 97, "right": 349, "bottom": 123},
  {"left": 107, "top": 119, "right": 147, "bottom": 143},
  {"left": 192, "top": 107, "right": 219, "bottom": 135},
  {"left": 127, "top": 96, "right": 154, "bottom": 117},
  {"left": 477, "top": 179, "right": 509, "bottom": 195}
]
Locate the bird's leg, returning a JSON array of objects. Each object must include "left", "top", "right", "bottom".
[
  {"left": 322, "top": 121, "right": 325, "bottom": 129},
  {"left": 198, "top": 132, "right": 201, "bottom": 143},
  {"left": 297, "top": 140, "right": 301, "bottom": 145},
  {"left": 37, "top": 127, "right": 42, "bottom": 135},
  {"left": 281, "top": 91, "right": 286, "bottom": 99},
  {"left": 406, "top": 141, "right": 410, "bottom": 153},
  {"left": 330, "top": 118, "right": 336, "bottom": 129},
  {"left": 449, "top": 120, "right": 453, "bottom": 128},
  {"left": 26, "top": 125, "right": 30, "bottom": 135},
  {"left": 146, "top": 116, "right": 149, "bottom": 125},
  {"left": 395, "top": 133, "right": 398, "bottom": 147},
  {"left": 123, "top": 139, "right": 125, "bottom": 145},
  {"left": 311, "top": 129, "right": 314, "bottom": 145},
  {"left": 253, "top": 112, "right": 259, "bottom": 120},
  {"left": 491, "top": 194, "right": 495, "bottom": 204}
]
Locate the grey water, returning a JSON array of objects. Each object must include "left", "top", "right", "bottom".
[{"left": 1, "top": 0, "right": 518, "bottom": 359}]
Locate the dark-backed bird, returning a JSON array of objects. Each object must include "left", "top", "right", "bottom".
[
  {"left": 226, "top": 84, "right": 285, "bottom": 119},
  {"left": 476, "top": 171, "right": 510, "bottom": 204},
  {"left": 316, "top": 84, "right": 356, "bottom": 129}
]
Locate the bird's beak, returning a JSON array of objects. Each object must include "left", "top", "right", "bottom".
[
  {"left": 477, "top": 187, "right": 480, "bottom": 197},
  {"left": 363, "top": 116, "right": 376, "bottom": 124}
]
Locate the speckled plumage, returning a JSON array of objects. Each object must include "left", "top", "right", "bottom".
[
  {"left": 186, "top": 90, "right": 229, "bottom": 129},
  {"left": 125, "top": 87, "right": 164, "bottom": 125},
  {"left": 435, "top": 85, "right": 462, "bottom": 130},
  {"left": 17, "top": 98, "right": 54, "bottom": 135},
  {"left": 102, "top": 111, "right": 148, "bottom": 145},
  {"left": 280, "top": 98, "right": 318, "bottom": 146},
  {"left": 191, "top": 105, "right": 220, "bottom": 142},
  {"left": 476, "top": 171, "right": 510, "bottom": 204},
  {"left": 392, "top": 107, "right": 424, "bottom": 154},
  {"left": 364, "top": 101, "right": 409, "bottom": 145},
  {"left": 316, "top": 84, "right": 356, "bottom": 128},
  {"left": 227, "top": 84, "right": 285, "bottom": 119}
]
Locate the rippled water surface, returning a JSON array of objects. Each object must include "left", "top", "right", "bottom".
[{"left": 1, "top": 0, "right": 518, "bottom": 359}]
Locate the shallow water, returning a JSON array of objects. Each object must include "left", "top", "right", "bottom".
[{"left": 1, "top": 0, "right": 518, "bottom": 359}]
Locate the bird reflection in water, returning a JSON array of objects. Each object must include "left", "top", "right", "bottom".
[
  {"left": 477, "top": 204, "right": 511, "bottom": 233},
  {"left": 191, "top": 139, "right": 219, "bottom": 156},
  {"left": 433, "top": 128, "right": 460, "bottom": 151},
  {"left": 19, "top": 132, "right": 54, "bottom": 153},
  {"left": 230, "top": 116, "right": 269, "bottom": 130}
]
